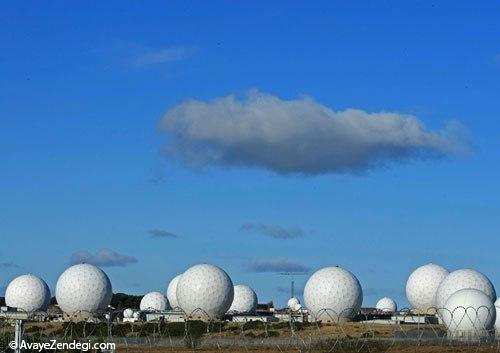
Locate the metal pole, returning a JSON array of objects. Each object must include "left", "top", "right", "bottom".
[{"left": 14, "top": 319, "right": 23, "bottom": 353}]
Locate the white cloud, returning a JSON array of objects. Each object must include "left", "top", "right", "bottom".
[{"left": 159, "top": 90, "right": 471, "bottom": 175}]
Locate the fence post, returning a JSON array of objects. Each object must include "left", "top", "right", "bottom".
[{"left": 14, "top": 319, "right": 24, "bottom": 353}]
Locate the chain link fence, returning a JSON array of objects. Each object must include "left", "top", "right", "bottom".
[{"left": 0, "top": 306, "right": 499, "bottom": 352}]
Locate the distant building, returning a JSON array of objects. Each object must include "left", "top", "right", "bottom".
[
  {"left": 231, "top": 314, "right": 278, "bottom": 323},
  {"left": 145, "top": 311, "right": 185, "bottom": 322},
  {"left": 273, "top": 308, "right": 309, "bottom": 323},
  {"left": 256, "top": 302, "right": 275, "bottom": 314},
  {"left": 0, "top": 306, "right": 48, "bottom": 322}
]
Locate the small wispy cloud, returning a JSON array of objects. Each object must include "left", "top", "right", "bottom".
[
  {"left": 247, "top": 258, "right": 309, "bottom": 273},
  {"left": 132, "top": 46, "right": 197, "bottom": 67},
  {"left": 70, "top": 249, "right": 138, "bottom": 267},
  {"left": 240, "top": 223, "right": 304, "bottom": 239},
  {"left": 0, "top": 261, "right": 18, "bottom": 268},
  {"left": 149, "top": 229, "right": 179, "bottom": 239}
]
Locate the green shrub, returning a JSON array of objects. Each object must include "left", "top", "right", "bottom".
[
  {"left": 242, "top": 320, "right": 264, "bottom": 331},
  {"left": 185, "top": 320, "right": 207, "bottom": 337},
  {"left": 163, "top": 322, "right": 185, "bottom": 337},
  {"left": 62, "top": 322, "right": 109, "bottom": 338}
]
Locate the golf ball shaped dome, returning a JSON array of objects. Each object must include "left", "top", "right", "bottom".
[
  {"left": 435, "top": 269, "right": 496, "bottom": 310},
  {"left": 495, "top": 298, "right": 500, "bottom": 331},
  {"left": 304, "top": 266, "right": 363, "bottom": 322},
  {"left": 167, "top": 274, "right": 182, "bottom": 309},
  {"left": 406, "top": 263, "right": 448, "bottom": 311},
  {"left": 376, "top": 297, "right": 397, "bottom": 313},
  {"left": 441, "top": 288, "right": 496, "bottom": 337},
  {"left": 140, "top": 291, "right": 168, "bottom": 311},
  {"left": 55, "top": 263, "right": 113, "bottom": 315},
  {"left": 5, "top": 274, "right": 51, "bottom": 312},
  {"left": 176, "top": 263, "right": 234, "bottom": 319},
  {"left": 287, "top": 297, "right": 302, "bottom": 311},
  {"left": 228, "top": 284, "right": 258, "bottom": 313},
  {"left": 123, "top": 308, "right": 134, "bottom": 318}
]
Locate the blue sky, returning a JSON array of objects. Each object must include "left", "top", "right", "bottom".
[{"left": 1, "top": 1, "right": 500, "bottom": 308}]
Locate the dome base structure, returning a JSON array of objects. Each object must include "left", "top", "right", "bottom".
[
  {"left": 409, "top": 307, "right": 439, "bottom": 316},
  {"left": 62, "top": 311, "right": 98, "bottom": 322},
  {"left": 185, "top": 308, "right": 220, "bottom": 322},
  {"left": 307, "top": 309, "right": 358, "bottom": 323},
  {"left": 446, "top": 330, "right": 495, "bottom": 341}
]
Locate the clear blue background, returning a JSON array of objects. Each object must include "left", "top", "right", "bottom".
[{"left": 1, "top": 0, "right": 499, "bottom": 308}]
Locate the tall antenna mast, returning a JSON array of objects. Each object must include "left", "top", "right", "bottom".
[{"left": 280, "top": 272, "right": 307, "bottom": 298}]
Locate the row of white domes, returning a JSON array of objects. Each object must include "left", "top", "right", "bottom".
[
  {"left": 5, "top": 262, "right": 363, "bottom": 321},
  {"left": 148, "top": 264, "right": 363, "bottom": 321},
  {"left": 406, "top": 263, "right": 499, "bottom": 334},
  {"left": 5, "top": 264, "right": 112, "bottom": 314},
  {"left": 0, "top": 261, "right": 437, "bottom": 321},
  {"left": 5, "top": 261, "right": 499, "bottom": 332},
  {"left": 4, "top": 263, "right": 260, "bottom": 317}
]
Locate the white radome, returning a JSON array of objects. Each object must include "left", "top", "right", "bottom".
[
  {"left": 228, "top": 284, "right": 258, "bottom": 313},
  {"left": 441, "top": 288, "right": 496, "bottom": 337},
  {"left": 435, "top": 269, "right": 496, "bottom": 310},
  {"left": 176, "top": 263, "right": 234, "bottom": 319},
  {"left": 287, "top": 297, "right": 302, "bottom": 311},
  {"left": 132, "top": 311, "right": 140, "bottom": 319},
  {"left": 5, "top": 274, "right": 51, "bottom": 312},
  {"left": 304, "top": 266, "right": 363, "bottom": 322},
  {"left": 376, "top": 297, "right": 397, "bottom": 313},
  {"left": 140, "top": 291, "right": 169, "bottom": 311},
  {"left": 406, "top": 263, "right": 449, "bottom": 311},
  {"left": 123, "top": 308, "right": 134, "bottom": 318},
  {"left": 167, "top": 274, "right": 182, "bottom": 309},
  {"left": 55, "top": 263, "right": 113, "bottom": 315},
  {"left": 495, "top": 298, "right": 500, "bottom": 331}
]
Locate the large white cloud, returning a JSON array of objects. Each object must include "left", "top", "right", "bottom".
[{"left": 160, "top": 91, "right": 470, "bottom": 175}]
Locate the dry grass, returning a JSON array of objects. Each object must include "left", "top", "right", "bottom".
[{"left": 3, "top": 320, "right": 499, "bottom": 352}]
